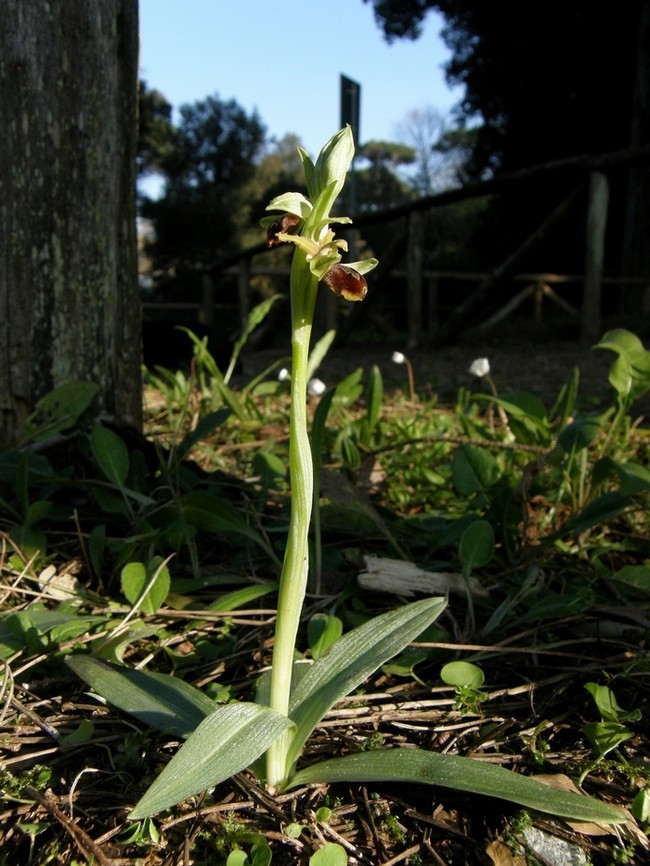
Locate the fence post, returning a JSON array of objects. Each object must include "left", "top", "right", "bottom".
[
  {"left": 407, "top": 211, "right": 424, "bottom": 348},
  {"left": 582, "top": 171, "right": 609, "bottom": 343}
]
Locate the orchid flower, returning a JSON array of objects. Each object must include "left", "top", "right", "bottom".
[{"left": 262, "top": 129, "right": 377, "bottom": 301}]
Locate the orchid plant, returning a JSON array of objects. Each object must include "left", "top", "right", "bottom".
[{"left": 67, "top": 129, "right": 626, "bottom": 829}]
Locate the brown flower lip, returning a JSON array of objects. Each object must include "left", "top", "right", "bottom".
[
  {"left": 322, "top": 264, "right": 368, "bottom": 301},
  {"left": 266, "top": 213, "right": 301, "bottom": 248}
]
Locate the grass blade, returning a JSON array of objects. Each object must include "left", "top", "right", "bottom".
[{"left": 289, "top": 749, "right": 627, "bottom": 825}]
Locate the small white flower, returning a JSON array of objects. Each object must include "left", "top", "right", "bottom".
[
  {"left": 307, "top": 378, "right": 326, "bottom": 396},
  {"left": 392, "top": 351, "right": 406, "bottom": 364},
  {"left": 468, "top": 357, "right": 490, "bottom": 378},
  {"left": 278, "top": 367, "right": 291, "bottom": 382}
]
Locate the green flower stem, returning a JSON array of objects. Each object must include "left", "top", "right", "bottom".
[{"left": 266, "top": 251, "right": 319, "bottom": 788}]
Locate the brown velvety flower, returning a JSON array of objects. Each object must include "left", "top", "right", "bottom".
[
  {"left": 266, "top": 213, "right": 301, "bottom": 248},
  {"left": 322, "top": 264, "right": 368, "bottom": 301}
]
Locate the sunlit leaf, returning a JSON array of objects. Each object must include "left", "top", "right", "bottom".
[
  {"left": 289, "top": 749, "right": 626, "bottom": 824},
  {"left": 121, "top": 557, "right": 171, "bottom": 614},
  {"left": 66, "top": 655, "right": 216, "bottom": 738},
  {"left": 441, "top": 661, "right": 485, "bottom": 689},
  {"left": 129, "top": 703, "right": 293, "bottom": 819},
  {"left": 286, "top": 597, "right": 446, "bottom": 773}
]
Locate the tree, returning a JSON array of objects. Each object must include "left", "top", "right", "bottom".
[
  {"left": 141, "top": 95, "right": 266, "bottom": 286},
  {"left": 366, "top": 1, "right": 642, "bottom": 176},
  {"left": 0, "top": 1, "right": 141, "bottom": 445},
  {"left": 394, "top": 106, "right": 456, "bottom": 194},
  {"left": 137, "top": 81, "right": 178, "bottom": 180},
  {"left": 366, "top": 0, "right": 650, "bottom": 285}
]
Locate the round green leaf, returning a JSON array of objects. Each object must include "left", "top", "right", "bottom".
[{"left": 441, "top": 661, "right": 485, "bottom": 689}]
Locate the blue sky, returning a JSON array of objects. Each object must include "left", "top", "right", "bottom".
[{"left": 138, "top": 0, "right": 461, "bottom": 160}]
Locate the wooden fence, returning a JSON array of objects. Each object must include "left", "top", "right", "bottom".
[{"left": 146, "top": 145, "right": 650, "bottom": 347}]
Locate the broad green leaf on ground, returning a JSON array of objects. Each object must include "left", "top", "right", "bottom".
[
  {"left": 609, "top": 564, "right": 650, "bottom": 595},
  {"left": 558, "top": 416, "right": 602, "bottom": 453},
  {"left": 594, "top": 328, "right": 650, "bottom": 401},
  {"left": 286, "top": 597, "right": 447, "bottom": 772},
  {"left": 309, "top": 843, "right": 348, "bottom": 865},
  {"left": 441, "top": 661, "right": 485, "bottom": 689},
  {"left": 458, "top": 519, "right": 494, "bottom": 573},
  {"left": 24, "top": 381, "right": 99, "bottom": 440},
  {"left": 129, "top": 703, "right": 293, "bottom": 819},
  {"left": 66, "top": 656, "right": 216, "bottom": 738},
  {"left": 308, "top": 613, "right": 343, "bottom": 660},
  {"left": 584, "top": 682, "right": 641, "bottom": 723},
  {"left": 90, "top": 424, "right": 130, "bottom": 487},
  {"left": 121, "top": 557, "right": 171, "bottom": 614},
  {"left": 452, "top": 445, "right": 499, "bottom": 497},
  {"left": 288, "top": 749, "right": 627, "bottom": 824}
]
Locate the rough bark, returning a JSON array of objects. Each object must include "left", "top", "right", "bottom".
[{"left": 0, "top": 0, "right": 141, "bottom": 446}]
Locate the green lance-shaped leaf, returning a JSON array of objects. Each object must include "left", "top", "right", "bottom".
[
  {"left": 458, "top": 519, "right": 494, "bottom": 574},
  {"left": 285, "top": 597, "right": 447, "bottom": 774},
  {"left": 90, "top": 424, "right": 130, "bottom": 487},
  {"left": 129, "top": 703, "right": 293, "bottom": 819},
  {"left": 289, "top": 749, "right": 626, "bottom": 825},
  {"left": 66, "top": 656, "right": 216, "bottom": 738}
]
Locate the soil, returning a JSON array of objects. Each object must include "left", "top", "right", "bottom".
[{"left": 242, "top": 321, "right": 650, "bottom": 421}]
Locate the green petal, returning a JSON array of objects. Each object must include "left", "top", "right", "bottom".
[
  {"left": 315, "top": 127, "right": 354, "bottom": 202},
  {"left": 309, "top": 251, "right": 341, "bottom": 281},
  {"left": 265, "top": 192, "right": 312, "bottom": 219},
  {"left": 347, "top": 258, "right": 378, "bottom": 275}
]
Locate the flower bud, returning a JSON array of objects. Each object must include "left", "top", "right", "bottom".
[
  {"left": 307, "top": 378, "right": 326, "bottom": 396},
  {"left": 468, "top": 357, "right": 490, "bottom": 378}
]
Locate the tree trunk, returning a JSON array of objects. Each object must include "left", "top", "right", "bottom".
[{"left": 0, "top": 1, "right": 141, "bottom": 446}]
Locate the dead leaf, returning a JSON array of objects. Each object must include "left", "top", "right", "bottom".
[{"left": 486, "top": 839, "right": 526, "bottom": 865}]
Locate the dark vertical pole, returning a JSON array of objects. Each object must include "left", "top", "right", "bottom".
[{"left": 582, "top": 171, "right": 609, "bottom": 343}]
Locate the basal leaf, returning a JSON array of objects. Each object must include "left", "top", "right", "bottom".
[
  {"left": 289, "top": 749, "right": 626, "bottom": 824},
  {"left": 286, "top": 597, "right": 446, "bottom": 773},
  {"left": 129, "top": 703, "right": 293, "bottom": 819},
  {"left": 66, "top": 656, "right": 215, "bottom": 738}
]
